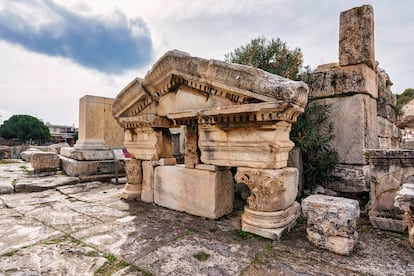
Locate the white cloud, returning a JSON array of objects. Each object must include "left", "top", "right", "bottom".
[{"left": 1, "top": 0, "right": 414, "bottom": 128}]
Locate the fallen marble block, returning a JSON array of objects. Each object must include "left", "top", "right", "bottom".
[
  {"left": 394, "top": 183, "right": 414, "bottom": 247},
  {"left": 30, "top": 152, "right": 60, "bottom": 172},
  {"left": 302, "top": 194, "right": 360, "bottom": 255}
]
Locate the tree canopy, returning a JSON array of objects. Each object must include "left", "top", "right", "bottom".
[
  {"left": 224, "top": 36, "right": 303, "bottom": 80},
  {"left": 0, "top": 114, "right": 50, "bottom": 143},
  {"left": 397, "top": 88, "right": 414, "bottom": 108}
]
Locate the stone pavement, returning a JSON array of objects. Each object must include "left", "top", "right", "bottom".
[{"left": 0, "top": 162, "right": 413, "bottom": 275}]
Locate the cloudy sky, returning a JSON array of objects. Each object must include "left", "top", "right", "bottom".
[{"left": 0, "top": 0, "right": 413, "bottom": 126}]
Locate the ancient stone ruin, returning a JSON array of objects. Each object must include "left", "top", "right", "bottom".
[
  {"left": 307, "top": 5, "right": 400, "bottom": 195},
  {"left": 112, "top": 50, "right": 309, "bottom": 239},
  {"left": 60, "top": 95, "right": 125, "bottom": 180}
]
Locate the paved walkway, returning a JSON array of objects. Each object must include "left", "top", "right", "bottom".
[{"left": 0, "top": 161, "right": 413, "bottom": 275}]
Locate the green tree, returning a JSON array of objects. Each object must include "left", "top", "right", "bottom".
[
  {"left": 290, "top": 103, "right": 338, "bottom": 189},
  {"left": 225, "top": 36, "right": 303, "bottom": 79},
  {"left": 0, "top": 114, "right": 50, "bottom": 144},
  {"left": 226, "top": 37, "right": 338, "bottom": 191},
  {"left": 397, "top": 88, "right": 414, "bottom": 108}
]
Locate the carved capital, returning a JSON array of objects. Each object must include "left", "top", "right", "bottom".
[
  {"left": 235, "top": 167, "right": 298, "bottom": 212},
  {"left": 124, "top": 159, "right": 142, "bottom": 185}
]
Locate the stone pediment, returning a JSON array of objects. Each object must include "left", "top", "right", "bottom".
[{"left": 113, "top": 50, "right": 308, "bottom": 127}]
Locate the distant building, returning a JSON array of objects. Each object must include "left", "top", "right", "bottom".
[{"left": 46, "top": 123, "right": 78, "bottom": 145}]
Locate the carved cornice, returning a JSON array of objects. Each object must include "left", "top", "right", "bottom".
[
  {"left": 118, "top": 114, "right": 172, "bottom": 129},
  {"left": 143, "top": 50, "right": 309, "bottom": 107},
  {"left": 112, "top": 78, "right": 153, "bottom": 119}
]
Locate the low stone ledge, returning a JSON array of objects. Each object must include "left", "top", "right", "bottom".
[
  {"left": 302, "top": 194, "right": 360, "bottom": 255},
  {"left": 30, "top": 152, "right": 60, "bottom": 172}
]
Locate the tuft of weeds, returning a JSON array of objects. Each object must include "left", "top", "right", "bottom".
[
  {"left": 95, "top": 253, "right": 153, "bottom": 275},
  {"left": 1, "top": 249, "right": 18, "bottom": 257},
  {"left": 185, "top": 227, "right": 199, "bottom": 235},
  {"left": 233, "top": 230, "right": 264, "bottom": 240},
  {"left": 361, "top": 225, "right": 374, "bottom": 234},
  {"left": 194, "top": 251, "right": 210, "bottom": 261},
  {"left": 264, "top": 244, "right": 273, "bottom": 251}
]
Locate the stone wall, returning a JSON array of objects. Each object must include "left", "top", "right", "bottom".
[{"left": 308, "top": 5, "right": 400, "bottom": 193}]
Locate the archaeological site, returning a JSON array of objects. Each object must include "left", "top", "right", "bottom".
[{"left": 0, "top": 4, "right": 413, "bottom": 275}]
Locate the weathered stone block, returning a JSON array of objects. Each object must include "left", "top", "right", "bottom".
[
  {"left": 60, "top": 147, "right": 114, "bottom": 161},
  {"left": 377, "top": 67, "right": 396, "bottom": 107},
  {"left": 0, "top": 181, "right": 14, "bottom": 194},
  {"left": 184, "top": 125, "right": 200, "bottom": 168},
  {"left": 339, "top": 5, "right": 375, "bottom": 70},
  {"left": 377, "top": 116, "right": 399, "bottom": 139},
  {"left": 47, "top": 143, "right": 70, "bottom": 154},
  {"left": 395, "top": 183, "right": 414, "bottom": 247},
  {"left": 287, "top": 146, "right": 304, "bottom": 196},
  {"left": 323, "top": 164, "right": 370, "bottom": 193},
  {"left": 302, "top": 195, "right": 360, "bottom": 255},
  {"left": 154, "top": 165, "right": 233, "bottom": 219},
  {"left": 199, "top": 121, "right": 294, "bottom": 169},
  {"left": 141, "top": 161, "right": 155, "bottom": 203},
  {"left": 60, "top": 156, "right": 118, "bottom": 177},
  {"left": 309, "top": 64, "right": 377, "bottom": 99},
  {"left": 377, "top": 101, "right": 398, "bottom": 124},
  {"left": 366, "top": 149, "right": 414, "bottom": 232},
  {"left": 313, "top": 94, "right": 378, "bottom": 165},
  {"left": 20, "top": 148, "right": 42, "bottom": 162},
  {"left": 124, "top": 128, "right": 173, "bottom": 160},
  {"left": 30, "top": 152, "right": 60, "bottom": 172},
  {"left": 395, "top": 183, "right": 414, "bottom": 212},
  {"left": 75, "top": 95, "right": 124, "bottom": 150}
]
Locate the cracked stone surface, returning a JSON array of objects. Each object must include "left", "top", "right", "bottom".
[{"left": 0, "top": 162, "right": 413, "bottom": 275}]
